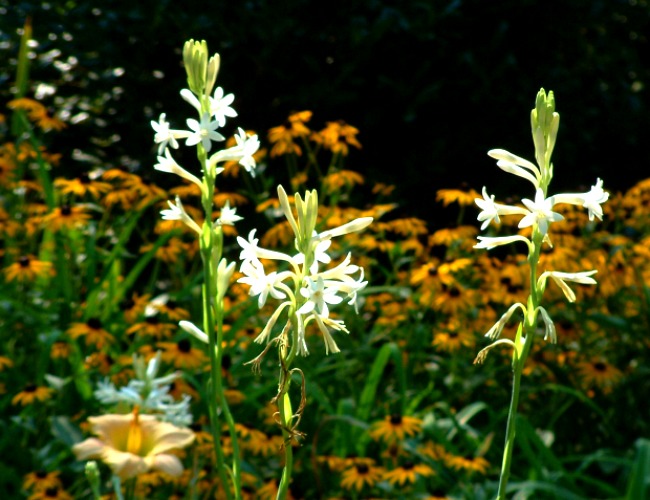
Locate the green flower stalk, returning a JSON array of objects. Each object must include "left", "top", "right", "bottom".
[
  {"left": 150, "top": 40, "right": 260, "bottom": 499},
  {"left": 237, "top": 185, "right": 372, "bottom": 499},
  {"left": 472, "top": 89, "right": 608, "bottom": 499}
]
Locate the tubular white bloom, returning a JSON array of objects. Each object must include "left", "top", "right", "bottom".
[
  {"left": 324, "top": 274, "right": 368, "bottom": 312},
  {"left": 536, "top": 306, "right": 557, "bottom": 343},
  {"left": 551, "top": 178, "right": 609, "bottom": 221},
  {"left": 154, "top": 148, "right": 203, "bottom": 189},
  {"left": 207, "top": 128, "right": 260, "bottom": 177},
  {"left": 216, "top": 200, "right": 243, "bottom": 226},
  {"left": 179, "top": 320, "right": 209, "bottom": 344},
  {"left": 216, "top": 258, "right": 236, "bottom": 302},
  {"left": 180, "top": 88, "right": 202, "bottom": 113},
  {"left": 484, "top": 302, "right": 526, "bottom": 340},
  {"left": 309, "top": 314, "right": 349, "bottom": 355},
  {"left": 475, "top": 186, "right": 530, "bottom": 230},
  {"left": 236, "top": 229, "right": 298, "bottom": 266},
  {"left": 237, "top": 258, "right": 289, "bottom": 308},
  {"left": 160, "top": 196, "right": 202, "bottom": 234},
  {"left": 185, "top": 112, "right": 224, "bottom": 152},
  {"left": 315, "top": 217, "right": 374, "bottom": 241},
  {"left": 210, "top": 87, "right": 237, "bottom": 127},
  {"left": 537, "top": 270, "right": 598, "bottom": 302},
  {"left": 151, "top": 113, "right": 180, "bottom": 155},
  {"left": 519, "top": 188, "right": 564, "bottom": 235},
  {"left": 488, "top": 149, "right": 541, "bottom": 188},
  {"left": 474, "top": 338, "right": 518, "bottom": 364},
  {"left": 294, "top": 239, "right": 332, "bottom": 274},
  {"left": 253, "top": 301, "right": 292, "bottom": 344},
  {"left": 475, "top": 235, "right": 531, "bottom": 250},
  {"left": 298, "top": 276, "right": 343, "bottom": 318}
]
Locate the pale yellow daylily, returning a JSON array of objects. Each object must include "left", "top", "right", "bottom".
[{"left": 72, "top": 409, "right": 195, "bottom": 479}]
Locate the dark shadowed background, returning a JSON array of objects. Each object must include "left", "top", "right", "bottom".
[{"left": 2, "top": 0, "right": 648, "bottom": 222}]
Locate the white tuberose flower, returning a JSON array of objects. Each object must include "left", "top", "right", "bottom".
[
  {"left": 298, "top": 276, "right": 343, "bottom": 318},
  {"left": 488, "top": 149, "right": 542, "bottom": 188},
  {"left": 160, "top": 196, "right": 201, "bottom": 234},
  {"left": 210, "top": 87, "right": 237, "bottom": 127},
  {"left": 552, "top": 178, "right": 609, "bottom": 221},
  {"left": 151, "top": 113, "right": 179, "bottom": 155},
  {"left": 216, "top": 200, "right": 243, "bottom": 226},
  {"left": 475, "top": 186, "right": 529, "bottom": 230},
  {"left": 154, "top": 148, "right": 202, "bottom": 189},
  {"left": 537, "top": 270, "right": 598, "bottom": 302},
  {"left": 185, "top": 112, "right": 224, "bottom": 153},
  {"left": 518, "top": 188, "right": 564, "bottom": 235}
]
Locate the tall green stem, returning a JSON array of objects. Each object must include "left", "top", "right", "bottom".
[
  {"left": 276, "top": 314, "right": 300, "bottom": 500},
  {"left": 199, "top": 146, "right": 241, "bottom": 499},
  {"left": 496, "top": 231, "right": 543, "bottom": 499}
]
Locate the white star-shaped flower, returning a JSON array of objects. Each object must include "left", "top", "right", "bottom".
[
  {"left": 185, "top": 112, "right": 224, "bottom": 152},
  {"left": 519, "top": 188, "right": 564, "bottom": 235}
]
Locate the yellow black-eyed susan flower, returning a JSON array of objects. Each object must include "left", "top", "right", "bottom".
[
  {"left": 322, "top": 170, "right": 364, "bottom": 193},
  {"left": 314, "top": 120, "right": 361, "bottom": 156},
  {"left": 0, "top": 356, "right": 13, "bottom": 373},
  {"left": 436, "top": 187, "right": 481, "bottom": 207},
  {"left": 12, "top": 383, "right": 53, "bottom": 406},
  {"left": 268, "top": 110, "right": 312, "bottom": 157},
  {"left": 383, "top": 461, "right": 434, "bottom": 486},
  {"left": 54, "top": 173, "right": 112, "bottom": 200},
  {"left": 27, "top": 485, "right": 73, "bottom": 500},
  {"left": 23, "top": 470, "right": 62, "bottom": 492},
  {"left": 157, "top": 339, "right": 208, "bottom": 369},
  {"left": 340, "top": 458, "right": 384, "bottom": 492},
  {"left": 150, "top": 299, "right": 191, "bottom": 322},
  {"left": 83, "top": 352, "right": 115, "bottom": 375},
  {"left": 67, "top": 318, "right": 114, "bottom": 349},
  {"left": 49, "top": 342, "right": 71, "bottom": 360},
  {"left": 4, "top": 255, "right": 54, "bottom": 283},
  {"left": 243, "top": 430, "right": 283, "bottom": 457},
  {"left": 577, "top": 358, "right": 623, "bottom": 394},
  {"left": 444, "top": 453, "right": 489, "bottom": 474},
  {"left": 126, "top": 316, "right": 175, "bottom": 340},
  {"left": 432, "top": 324, "right": 475, "bottom": 353},
  {"left": 370, "top": 414, "right": 422, "bottom": 443},
  {"left": 41, "top": 204, "right": 91, "bottom": 232},
  {"left": 121, "top": 292, "right": 152, "bottom": 324}
]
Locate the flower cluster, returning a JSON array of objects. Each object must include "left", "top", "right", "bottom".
[
  {"left": 151, "top": 40, "right": 260, "bottom": 224},
  {"left": 94, "top": 352, "right": 193, "bottom": 426},
  {"left": 474, "top": 89, "right": 608, "bottom": 353},
  {"left": 237, "top": 185, "right": 372, "bottom": 355}
]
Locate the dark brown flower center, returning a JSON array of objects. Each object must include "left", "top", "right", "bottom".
[
  {"left": 594, "top": 361, "right": 607, "bottom": 372},
  {"left": 145, "top": 316, "right": 160, "bottom": 325},
  {"left": 19, "top": 255, "right": 30, "bottom": 267},
  {"left": 60, "top": 204, "right": 71, "bottom": 216},
  {"left": 178, "top": 338, "right": 191, "bottom": 353},
  {"left": 25, "top": 383, "right": 37, "bottom": 393},
  {"left": 390, "top": 414, "right": 402, "bottom": 425},
  {"left": 356, "top": 463, "right": 369, "bottom": 474},
  {"left": 86, "top": 318, "right": 102, "bottom": 330}
]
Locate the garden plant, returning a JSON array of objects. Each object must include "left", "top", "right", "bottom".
[{"left": 2, "top": 21, "right": 650, "bottom": 500}]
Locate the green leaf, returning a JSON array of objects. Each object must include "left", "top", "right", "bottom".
[
  {"left": 356, "top": 342, "right": 406, "bottom": 424},
  {"left": 625, "top": 438, "right": 650, "bottom": 500}
]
